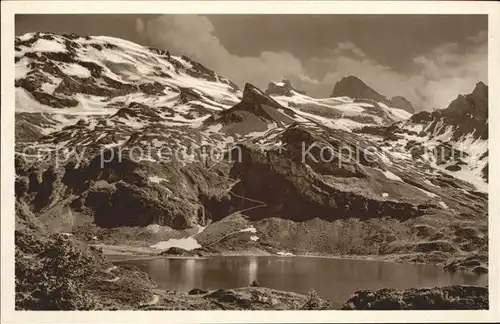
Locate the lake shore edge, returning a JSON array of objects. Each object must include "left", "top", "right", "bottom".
[
  {"left": 96, "top": 242, "right": 484, "bottom": 269},
  {"left": 103, "top": 247, "right": 489, "bottom": 310}
]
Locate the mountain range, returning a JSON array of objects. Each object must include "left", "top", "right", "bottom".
[{"left": 14, "top": 32, "right": 489, "bottom": 309}]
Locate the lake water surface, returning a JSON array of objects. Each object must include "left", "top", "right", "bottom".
[{"left": 113, "top": 255, "right": 488, "bottom": 307}]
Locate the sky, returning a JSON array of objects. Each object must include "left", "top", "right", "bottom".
[{"left": 16, "top": 14, "right": 487, "bottom": 111}]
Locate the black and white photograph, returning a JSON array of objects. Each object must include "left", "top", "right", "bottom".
[{"left": 1, "top": 1, "right": 499, "bottom": 323}]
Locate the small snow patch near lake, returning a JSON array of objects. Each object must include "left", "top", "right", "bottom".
[
  {"left": 61, "top": 63, "right": 91, "bottom": 78},
  {"left": 382, "top": 193, "right": 389, "bottom": 198},
  {"left": 250, "top": 235, "right": 259, "bottom": 241},
  {"left": 151, "top": 225, "right": 206, "bottom": 251},
  {"left": 150, "top": 237, "right": 201, "bottom": 251},
  {"left": 277, "top": 251, "right": 294, "bottom": 257},
  {"left": 195, "top": 225, "right": 206, "bottom": 235}
]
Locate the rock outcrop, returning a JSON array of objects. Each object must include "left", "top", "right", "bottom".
[
  {"left": 15, "top": 203, "right": 158, "bottom": 310},
  {"left": 342, "top": 285, "right": 488, "bottom": 310},
  {"left": 203, "top": 83, "right": 298, "bottom": 135}
]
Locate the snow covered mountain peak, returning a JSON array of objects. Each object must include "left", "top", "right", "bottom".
[
  {"left": 15, "top": 32, "right": 242, "bottom": 138},
  {"left": 15, "top": 31, "right": 418, "bottom": 146},
  {"left": 265, "top": 79, "right": 306, "bottom": 97},
  {"left": 331, "top": 75, "right": 385, "bottom": 101}
]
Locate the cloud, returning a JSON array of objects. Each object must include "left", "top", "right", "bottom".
[
  {"left": 135, "top": 18, "right": 145, "bottom": 34},
  {"left": 468, "top": 30, "right": 487, "bottom": 43},
  {"left": 304, "top": 33, "right": 486, "bottom": 110},
  {"left": 412, "top": 32, "right": 487, "bottom": 109},
  {"left": 136, "top": 15, "right": 311, "bottom": 92},
  {"left": 302, "top": 43, "right": 424, "bottom": 106},
  {"left": 335, "top": 41, "right": 366, "bottom": 58},
  {"left": 136, "top": 15, "right": 487, "bottom": 111}
]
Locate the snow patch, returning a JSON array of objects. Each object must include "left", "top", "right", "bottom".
[
  {"left": 150, "top": 224, "right": 206, "bottom": 251},
  {"left": 250, "top": 235, "right": 259, "bottom": 241},
  {"left": 15, "top": 58, "right": 32, "bottom": 79},
  {"left": 239, "top": 226, "right": 257, "bottom": 234},
  {"left": 60, "top": 63, "right": 91, "bottom": 78},
  {"left": 148, "top": 176, "right": 168, "bottom": 184},
  {"left": 415, "top": 187, "right": 439, "bottom": 198},
  {"left": 381, "top": 169, "right": 404, "bottom": 182},
  {"left": 438, "top": 201, "right": 449, "bottom": 209},
  {"left": 150, "top": 237, "right": 201, "bottom": 251},
  {"left": 87, "top": 119, "right": 98, "bottom": 131},
  {"left": 32, "top": 39, "right": 67, "bottom": 52}
]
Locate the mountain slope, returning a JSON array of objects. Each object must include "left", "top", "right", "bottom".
[
  {"left": 356, "top": 82, "right": 488, "bottom": 192},
  {"left": 15, "top": 32, "right": 241, "bottom": 139},
  {"left": 265, "top": 79, "right": 412, "bottom": 132},
  {"left": 265, "top": 79, "right": 306, "bottom": 96},
  {"left": 14, "top": 32, "right": 487, "bottom": 271},
  {"left": 203, "top": 83, "right": 300, "bottom": 136}
]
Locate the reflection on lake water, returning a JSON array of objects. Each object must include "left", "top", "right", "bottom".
[{"left": 114, "top": 256, "right": 488, "bottom": 308}]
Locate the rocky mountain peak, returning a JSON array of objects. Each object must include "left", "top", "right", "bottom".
[
  {"left": 242, "top": 83, "right": 280, "bottom": 107},
  {"left": 444, "top": 81, "right": 488, "bottom": 119},
  {"left": 472, "top": 81, "right": 488, "bottom": 100},
  {"left": 331, "top": 75, "right": 387, "bottom": 103},
  {"left": 331, "top": 75, "right": 415, "bottom": 114},
  {"left": 390, "top": 96, "right": 415, "bottom": 114},
  {"left": 265, "top": 79, "right": 306, "bottom": 97},
  {"left": 409, "top": 81, "right": 488, "bottom": 139}
]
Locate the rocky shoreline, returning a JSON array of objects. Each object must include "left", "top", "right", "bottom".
[
  {"left": 342, "top": 285, "right": 488, "bottom": 310},
  {"left": 15, "top": 204, "right": 488, "bottom": 311},
  {"left": 104, "top": 246, "right": 489, "bottom": 310}
]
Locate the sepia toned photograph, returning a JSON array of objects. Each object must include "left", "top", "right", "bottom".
[{"left": 1, "top": 1, "right": 498, "bottom": 322}]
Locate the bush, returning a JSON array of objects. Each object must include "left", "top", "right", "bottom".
[
  {"left": 300, "top": 289, "right": 323, "bottom": 310},
  {"left": 15, "top": 232, "right": 105, "bottom": 310},
  {"left": 342, "top": 285, "right": 488, "bottom": 310}
]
